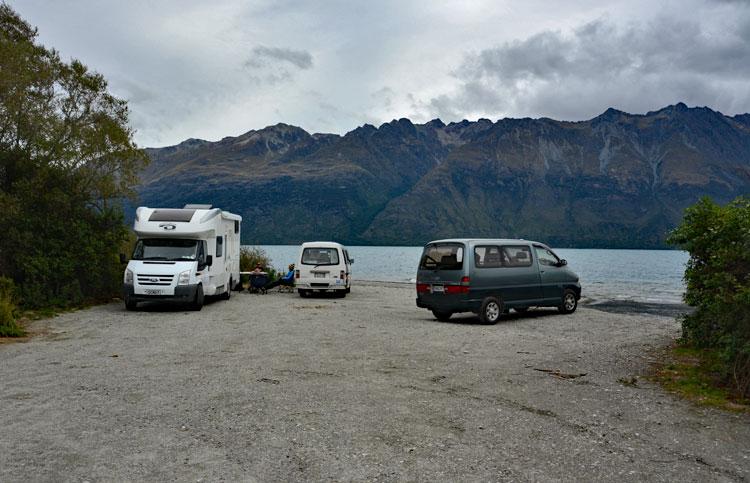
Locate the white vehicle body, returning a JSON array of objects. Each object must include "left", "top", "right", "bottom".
[
  {"left": 123, "top": 204, "right": 241, "bottom": 310},
  {"left": 295, "top": 241, "right": 353, "bottom": 297}
]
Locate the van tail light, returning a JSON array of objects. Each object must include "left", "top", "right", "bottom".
[
  {"left": 445, "top": 285, "right": 469, "bottom": 294},
  {"left": 445, "top": 277, "right": 470, "bottom": 294},
  {"left": 416, "top": 283, "right": 430, "bottom": 294},
  {"left": 295, "top": 270, "right": 300, "bottom": 279},
  {"left": 340, "top": 270, "right": 345, "bottom": 279}
]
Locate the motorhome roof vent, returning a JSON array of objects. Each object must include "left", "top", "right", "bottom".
[
  {"left": 183, "top": 204, "right": 212, "bottom": 209},
  {"left": 149, "top": 209, "right": 196, "bottom": 222}
]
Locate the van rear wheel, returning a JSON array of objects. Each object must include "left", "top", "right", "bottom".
[
  {"left": 298, "top": 289, "right": 309, "bottom": 298},
  {"left": 221, "top": 278, "right": 232, "bottom": 300},
  {"left": 558, "top": 289, "right": 577, "bottom": 314},
  {"left": 479, "top": 297, "right": 503, "bottom": 324},
  {"left": 432, "top": 310, "right": 452, "bottom": 322}
]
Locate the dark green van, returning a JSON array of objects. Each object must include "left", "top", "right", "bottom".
[{"left": 415, "top": 239, "right": 581, "bottom": 324}]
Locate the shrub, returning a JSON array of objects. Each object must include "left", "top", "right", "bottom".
[
  {"left": 240, "top": 247, "right": 279, "bottom": 280},
  {"left": 668, "top": 196, "right": 750, "bottom": 397},
  {"left": 0, "top": 277, "right": 24, "bottom": 337}
]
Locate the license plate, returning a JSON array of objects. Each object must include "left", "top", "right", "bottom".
[
  {"left": 144, "top": 289, "right": 163, "bottom": 295},
  {"left": 314, "top": 273, "right": 326, "bottom": 278},
  {"left": 431, "top": 285, "right": 444, "bottom": 293}
]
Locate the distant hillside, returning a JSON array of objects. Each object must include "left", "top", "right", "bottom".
[{"left": 138, "top": 103, "right": 750, "bottom": 248}]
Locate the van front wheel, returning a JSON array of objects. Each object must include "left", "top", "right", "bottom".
[
  {"left": 125, "top": 298, "right": 137, "bottom": 311},
  {"left": 190, "top": 285, "right": 204, "bottom": 311},
  {"left": 558, "top": 289, "right": 577, "bottom": 314},
  {"left": 479, "top": 297, "right": 503, "bottom": 324}
]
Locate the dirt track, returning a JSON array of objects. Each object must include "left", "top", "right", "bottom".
[{"left": 1, "top": 282, "right": 748, "bottom": 482}]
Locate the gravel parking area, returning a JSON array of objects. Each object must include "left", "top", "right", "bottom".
[{"left": 1, "top": 282, "right": 748, "bottom": 482}]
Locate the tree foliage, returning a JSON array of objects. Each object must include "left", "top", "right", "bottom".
[
  {"left": 668, "top": 196, "right": 750, "bottom": 397},
  {"left": 0, "top": 5, "right": 148, "bottom": 308}
]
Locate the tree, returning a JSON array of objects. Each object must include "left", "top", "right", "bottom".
[
  {"left": 0, "top": 4, "right": 148, "bottom": 307},
  {"left": 668, "top": 196, "right": 750, "bottom": 397}
]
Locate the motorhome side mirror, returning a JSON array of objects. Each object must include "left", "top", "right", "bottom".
[
  {"left": 349, "top": 258, "right": 354, "bottom": 264},
  {"left": 558, "top": 259, "right": 568, "bottom": 266},
  {"left": 119, "top": 253, "right": 127, "bottom": 264},
  {"left": 206, "top": 255, "right": 213, "bottom": 267}
]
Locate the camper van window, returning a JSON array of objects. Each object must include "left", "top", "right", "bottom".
[
  {"left": 501, "top": 245, "right": 533, "bottom": 267},
  {"left": 197, "top": 241, "right": 206, "bottom": 264},
  {"left": 216, "top": 236, "right": 223, "bottom": 258},
  {"left": 419, "top": 243, "right": 464, "bottom": 270},
  {"left": 234, "top": 221, "right": 239, "bottom": 234},
  {"left": 132, "top": 238, "right": 200, "bottom": 261},
  {"left": 474, "top": 245, "right": 503, "bottom": 268},
  {"left": 301, "top": 247, "right": 340, "bottom": 266}
]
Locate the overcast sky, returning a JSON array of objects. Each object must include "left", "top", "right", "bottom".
[{"left": 10, "top": 0, "right": 750, "bottom": 147}]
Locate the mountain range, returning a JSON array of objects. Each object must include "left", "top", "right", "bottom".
[{"left": 137, "top": 103, "right": 750, "bottom": 248}]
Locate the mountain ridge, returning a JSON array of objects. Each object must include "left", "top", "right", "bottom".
[{"left": 137, "top": 104, "right": 750, "bottom": 248}]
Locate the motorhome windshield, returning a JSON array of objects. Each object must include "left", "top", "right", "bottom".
[
  {"left": 419, "top": 243, "right": 464, "bottom": 270},
  {"left": 301, "top": 247, "right": 340, "bottom": 266},
  {"left": 132, "top": 239, "right": 199, "bottom": 261}
]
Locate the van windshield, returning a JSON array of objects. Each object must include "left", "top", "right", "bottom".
[
  {"left": 419, "top": 243, "right": 464, "bottom": 270},
  {"left": 302, "top": 247, "right": 340, "bottom": 266},
  {"left": 133, "top": 239, "right": 199, "bottom": 261}
]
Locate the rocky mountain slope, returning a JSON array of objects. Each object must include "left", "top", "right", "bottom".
[{"left": 138, "top": 103, "right": 750, "bottom": 247}]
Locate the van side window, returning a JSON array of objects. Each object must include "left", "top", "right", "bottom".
[
  {"left": 534, "top": 246, "right": 560, "bottom": 266},
  {"left": 234, "top": 220, "right": 239, "bottom": 234},
  {"left": 216, "top": 236, "right": 223, "bottom": 258},
  {"left": 474, "top": 246, "right": 502, "bottom": 268},
  {"left": 501, "top": 245, "right": 532, "bottom": 267}
]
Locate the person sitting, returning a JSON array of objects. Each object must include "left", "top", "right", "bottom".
[{"left": 264, "top": 264, "right": 295, "bottom": 291}]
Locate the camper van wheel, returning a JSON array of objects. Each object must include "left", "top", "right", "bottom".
[
  {"left": 298, "top": 289, "right": 309, "bottom": 298},
  {"left": 432, "top": 310, "right": 452, "bottom": 322},
  {"left": 479, "top": 297, "right": 503, "bottom": 324},
  {"left": 558, "top": 289, "right": 578, "bottom": 314},
  {"left": 191, "top": 285, "right": 204, "bottom": 311},
  {"left": 125, "top": 298, "right": 137, "bottom": 311},
  {"left": 221, "top": 279, "right": 232, "bottom": 300}
]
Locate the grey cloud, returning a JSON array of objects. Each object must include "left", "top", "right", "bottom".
[
  {"left": 429, "top": 12, "right": 750, "bottom": 121},
  {"left": 246, "top": 45, "right": 313, "bottom": 70}
]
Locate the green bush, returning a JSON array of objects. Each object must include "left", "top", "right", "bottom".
[
  {"left": 0, "top": 277, "right": 24, "bottom": 337},
  {"left": 240, "top": 247, "right": 280, "bottom": 280},
  {"left": 668, "top": 196, "right": 750, "bottom": 397}
]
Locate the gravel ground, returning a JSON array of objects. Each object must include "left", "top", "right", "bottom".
[{"left": 1, "top": 281, "right": 748, "bottom": 482}]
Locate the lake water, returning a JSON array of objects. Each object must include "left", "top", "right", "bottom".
[{"left": 250, "top": 245, "right": 689, "bottom": 305}]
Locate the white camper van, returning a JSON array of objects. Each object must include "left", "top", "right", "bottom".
[
  {"left": 123, "top": 204, "right": 241, "bottom": 310},
  {"left": 295, "top": 241, "right": 353, "bottom": 298}
]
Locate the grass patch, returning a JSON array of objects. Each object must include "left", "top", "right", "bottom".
[
  {"left": 651, "top": 344, "right": 750, "bottom": 413},
  {"left": 0, "top": 277, "right": 24, "bottom": 337}
]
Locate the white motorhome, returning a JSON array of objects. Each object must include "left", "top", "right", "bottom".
[
  {"left": 295, "top": 241, "right": 353, "bottom": 298},
  {"left": 123, "top": 204, "right": 241, "bottom": 310}
]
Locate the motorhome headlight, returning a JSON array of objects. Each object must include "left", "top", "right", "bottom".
[
  {"left": 124, "top": 269, "right": 133, "bottom": 284},
  {"left": 178, "top": 270, "right": 191, "bottom": 285}
]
